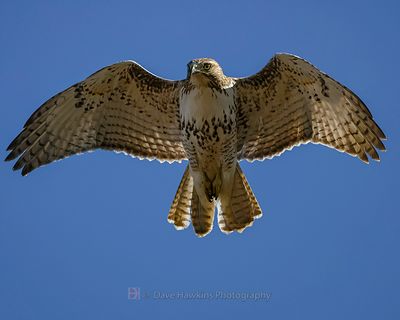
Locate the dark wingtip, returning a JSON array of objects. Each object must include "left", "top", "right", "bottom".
[
  {"left": 21, "top": 164, "right": 33, "bottom": 176},
  {"left": 4, "top": 152, "right": 15, "bottom": 162},
  {"left": 358, "top": 152, "right": 369, "bottom": 164},
  {"left": 376, "top": 141, "right": 386, "bottom": 151},
  {"left": 374, "top": 122, "right": 387, "bottom": 140},
  {"left": 7, "top": 140, "right": 16, "bottom": 151},
  {"left": 370, "top": 152, "right": 380, "bottom": 162},
  {"left": 12, "top": 159, "right": 24, "bottom": 171},
  {"left": 7, "top": 132, "right": 25, "bottom": 151}
]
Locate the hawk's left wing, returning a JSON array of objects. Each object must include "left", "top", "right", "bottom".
[
  {"left": 234, "top": 53, "right": 386, "bottom": 163},
  {"left": 6, "top": 61, "right": 187, "bottom": 175}
]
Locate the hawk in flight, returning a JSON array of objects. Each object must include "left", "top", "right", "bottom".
[{"left": 6, "top": 54, "right": 386, "bottom": 237}]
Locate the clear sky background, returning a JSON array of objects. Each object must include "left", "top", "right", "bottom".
[{"left": 1, "top": 1, "right": 399, "bottom": 319}]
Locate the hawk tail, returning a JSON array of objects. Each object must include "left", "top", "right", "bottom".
[
  {"left": 217, "top": 164, "right": 262, "bottom": 234},
  {"left": 191, "top": 189, "right": 215, "bottom": 237},
  {"left": 167, "top": 165, "right": 215, "bottom": 237},
  {"left": 167, "top": 166, "right": 193, "bottom": 231}
]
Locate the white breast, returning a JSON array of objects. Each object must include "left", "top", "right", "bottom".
[{"left": 180, "top": 87, "right": 235, "bottom": 126}]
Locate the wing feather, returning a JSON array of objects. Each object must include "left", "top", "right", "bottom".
[
  {"left": 6, "top": 61, "right": 187, "bottom": 175},
  {"left": 235, "top": 53, "right": 386, "bottom": 163}
]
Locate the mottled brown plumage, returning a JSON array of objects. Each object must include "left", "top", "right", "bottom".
[
  {"left": 6, "top": 62, "right": 186, "bottom": 175},
  {"left": 6, "top": 53, "right": 386, "bottom": 237},
  {"left": 235, "top": 54, "right": 386, "bottom": 163}
]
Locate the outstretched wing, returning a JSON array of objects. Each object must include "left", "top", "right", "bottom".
[
  {"left": 6, "top": 61, "right": 187, "bottom": 175},
  {"left": 235, "top": 53, "right": 386, "bottom": 163}
]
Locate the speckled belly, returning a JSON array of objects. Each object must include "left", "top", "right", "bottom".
[{"left": 180, "top": 86, "right": 237, "bottom": 202}]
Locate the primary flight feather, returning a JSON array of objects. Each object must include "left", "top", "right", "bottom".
[{"left": 6, "top": 53, "right": 386, "bottom": 237}]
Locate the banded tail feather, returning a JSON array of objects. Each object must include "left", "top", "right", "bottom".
[
  {"left": 217, "top": 164, "right": 262, "bottom": 233},
  {"left": 168, "top": 163, "right": 262, "bottom": 237},
  {"left": 167, "top": 166, "right": 193, "bottom": 230}
]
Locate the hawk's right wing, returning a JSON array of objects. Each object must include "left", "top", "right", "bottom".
[
  {"left": 234, "top": 53, "right": 386, "bottom": 163},
  {"left": 6, "top": 61, "right": 187, "bottom": 175}
]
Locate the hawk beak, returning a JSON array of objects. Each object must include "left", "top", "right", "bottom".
[{"left": 190, "top": 62, "right": 200, "bottom": 74}]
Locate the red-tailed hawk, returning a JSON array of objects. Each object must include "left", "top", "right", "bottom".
[{"left": 5, "top": 54, "right": 386, "bottom": 237}]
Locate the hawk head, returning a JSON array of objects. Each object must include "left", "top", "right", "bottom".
[{"left": 186, "top": 58, "right": 229, "bottom": 87}]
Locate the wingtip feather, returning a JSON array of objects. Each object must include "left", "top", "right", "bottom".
[
  {"left": 21, "top": 165, "right": 32, "bottom": 176},
  {"left": 359, "top": 153, "right": 369, "bottom": 164},
  {"left": 4, "top": 152, "right": 16, "bottom": 162},
  {"left": 7, "top": 139, "right": 19, "bottom": 152}
]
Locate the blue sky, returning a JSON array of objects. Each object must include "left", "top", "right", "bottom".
[{"left": 1, "top": 1, "right": 399, "bottom": 319}]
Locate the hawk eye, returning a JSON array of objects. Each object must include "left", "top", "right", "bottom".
[{"left": 203, "top": 63, "right": 211, "bottom": 70}]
